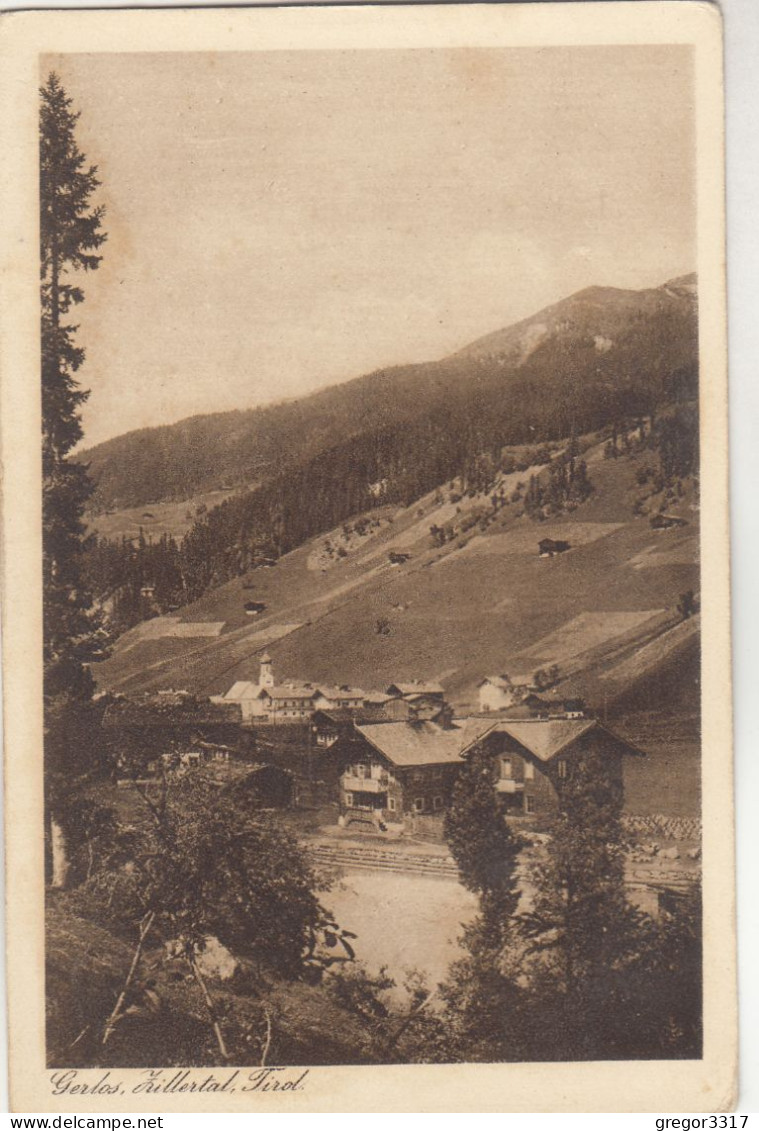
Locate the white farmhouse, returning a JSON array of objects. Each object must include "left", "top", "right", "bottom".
[{"left": 477, "top": 674, "right": 524, "bottom": 713}]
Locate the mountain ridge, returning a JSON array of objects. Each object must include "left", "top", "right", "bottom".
[{"left": 79, "top": 273, "right": 697, "bottom": 514}]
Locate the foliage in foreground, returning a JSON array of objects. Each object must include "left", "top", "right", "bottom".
[
  {"left": 439, "top": 748, "right": 702, "bottom": 1063},
  {"left": 56, "top": 765, "right": 360, "bottom": 1064},
  {"left": 50, "top": 743, "right": 702, "bottom": 1067}
]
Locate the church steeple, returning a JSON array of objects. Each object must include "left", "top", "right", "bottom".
[{"left": 259, "top": 652, "right": 274, "bottom": 688}]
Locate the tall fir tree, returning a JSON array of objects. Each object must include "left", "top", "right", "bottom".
[
  {"left": 437, "top": 745, "right": 702, "bottom": 1062},
  {"left": 40, "top": 72, "right": 107, "bottom": 866},
  {"left": 444, "top": 744, "right": 522, "bottom": 920},
  {"left": 515, "top": 748, "right": 643, "bottom": 1058},
  {"left": 440, "top": 745, "right": 529, "bottom": 1060}
]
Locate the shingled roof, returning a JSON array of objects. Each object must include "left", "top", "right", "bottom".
[
  {"left": 316, "top": 686, "right": 366, "bottom": 702},
  {"left": 262, "top": 685, "right": 318, "bottom": 702},
  {"left": 355, "top": 718, "right": 492, "bottom": 767},
  {"left": 223, "top": 681, "right": 259, "bottom": 702},
  {"left": 496, "top": 718, "right": 597, "bottom": 761},
  {"left": 313, "top": 707, "right": 392, "bottom": 725},
  {"left": 363, "top": 691, "right": 392, "bottom": 705},
  {"left": 386, "top": 681, "right": 445, "bottom": 698},
  {"left": 460, "top": 718, "right": 646, "bottom": 762}
]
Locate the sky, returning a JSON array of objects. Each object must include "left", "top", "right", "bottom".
[{"left": 45, "top": 47, "right": 697, "bottom": 449}]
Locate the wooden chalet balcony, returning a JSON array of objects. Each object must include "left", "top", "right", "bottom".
[
  {"left": 495, "top": 779, "right": 524, "bottom": 794},
  {"left": 342, "top": 774, "right": 388, "bottom": 793}
]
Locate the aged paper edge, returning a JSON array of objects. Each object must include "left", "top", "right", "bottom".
[{"left": 0, "top": 1, "right": 734, "bottom": 1114}]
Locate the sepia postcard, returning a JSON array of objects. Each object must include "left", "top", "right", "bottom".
[{"left": 0, "top": 1, "right": 735, "bottom": 1114}]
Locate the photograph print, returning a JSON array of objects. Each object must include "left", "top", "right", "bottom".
[{"left": 4, "top": 2, "right": 730, "bottom": 1107}]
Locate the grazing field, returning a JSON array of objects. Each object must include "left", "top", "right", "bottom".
[
  {"left": 628, "top": 537, "right": 699, "bottom": 571},
  {"left": 94, "top": 438, "right": 700, "bottom": 752},
  {"left": 130, "top": 618, "right": 226, "bottom": 640},
  {"left": 601, "top": 616, "right": 700, "bottom": 685},
  {"left": 520, "top": 609, "right": 666, "bottom": 665},
  {"left": 87, "top": 488, "right": 240, "bottom": 542},
  {"left": 459, "top": 521, "right": 624, "bottom": 559}
]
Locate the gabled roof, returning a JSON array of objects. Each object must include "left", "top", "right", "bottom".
[
  {"left": 224, "top": 681, "right": 259, "bottom": 701},
  {"left": 313, "top": 707, "right": 394, "bottom": 725},
  {"left": 496, "top": 718, "right": 597, "bottom": 761},
  {"left": 478, "top": 675, "right": 513, "bottom": 690},
  {"left": 386, "top": 681, "right": 445, "bottom": 697},
  {"left": 460, "top": 717, "right": 646, "bottom": 762},
  {"left": 261, "top": 685, "right": 318, "bottom": 702},
  {"left": 315, "top": 686, "right": 366, "bottom": 702},
  {"left": 313, "top": 708, "right": 360, "bottom": 725},
  {"left": 355, "top": 718, "right": 493, "bottom": 768},
  {"left": 363, "top": 691, "right": 392, "bottom": 705}
]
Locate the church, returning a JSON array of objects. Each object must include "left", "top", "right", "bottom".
[
  {"left": 219, "top": 655, "right": 369, "bottom": 723},
  {"left": 218, "top": 654, "right": 317, "bottom": 722}
]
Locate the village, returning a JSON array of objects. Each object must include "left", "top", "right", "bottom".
[{"left": 101, "top": 653, "right": 700, "bottom": 921}]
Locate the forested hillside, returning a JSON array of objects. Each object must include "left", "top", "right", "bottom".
[
  {"left": 83, "top": 274, "right": 698, "bottom": 628},
  {"left": 80, "top": 275, "right": 697, "bottom": 513}
]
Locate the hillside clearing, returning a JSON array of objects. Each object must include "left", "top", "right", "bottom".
[
  {"left": 86, "top": 487, "right": 240, "bottom": 542},
  {"left": 130, "top": 617, "right": 226, "bottom": 641},
  {"left": 94, "top": 434, "right": 699, "bottom": 728},
  {"left": 521, "top": 610, "right": 666, "bottom": 666},
  {"left": 628, "top": 539, "right": 698, "bottom": 570},
  {"left": 600, "top": 615, "right": 700, "bottom": 685},
  {"left": 459, "top": 521, "right": 625, "bottom": 559}
]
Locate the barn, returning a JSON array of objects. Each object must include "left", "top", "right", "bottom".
[
  {"left": 538, "top": 538, "right": 571, "bottom": 557},
  {"left": 226, "top": 763, "right": 294, "bottom": 809}
]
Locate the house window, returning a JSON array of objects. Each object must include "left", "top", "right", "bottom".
[
  {"left": 525, "top": 795, "right": 535, "bottom": 814},
  {"left": 557, "top": 760, "right": 568, "bottom": 779},
  {"left": 433, "top": 796, "right": 444, "bottom": 811},
  {"left": 414, "top": 797, "right": 425, "bottom": 813},
  {"left": 345, "top": 792, "right": 354, "bottom": 807},
  {"left": 501, "top": 758, "right": 513, "bottom": 779},
  {"left": 524, "top": 762, "right": 535, "bottom": 780},
  {"left": 356, "top": 763, "right": 367, "bottom": 778},
  {"left": 388, "top": 797, "right": 396, "bottom": 812}
]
